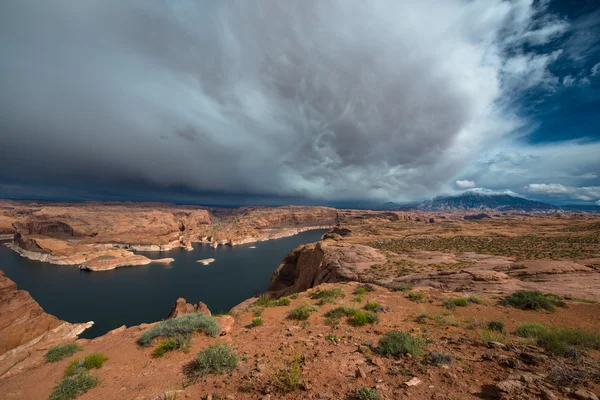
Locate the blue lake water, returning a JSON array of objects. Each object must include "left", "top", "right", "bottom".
[{"left": 0, "top": 229, "right": 326, "bottom": 338}]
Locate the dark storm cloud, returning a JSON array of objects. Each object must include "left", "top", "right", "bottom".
[{"left": 0, "top": 0, "right": 578, "bottom": 202}]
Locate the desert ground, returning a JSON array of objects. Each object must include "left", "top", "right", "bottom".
[{"left": 1, "top": 201, "right": 599, "bottom": 399}]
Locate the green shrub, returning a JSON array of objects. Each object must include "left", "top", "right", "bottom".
[
  {"left": 49, "top": 372, "right": 99, "bottom": 400},
  {"left": 521, "top": 326, "right": 600, "bottom": 356},
  {"left": 277, "top": 297, "right": 291, "bottom": 306},
  {"left": 254, "top": 293, "right": 277, "bottom": 307},
  {"left": 515, "top": 322, "right": 547, "bottom": 338},
  {"left": 251, "top": 317, "right": 264, "bottom": 327},
  {"left": 152, "top": 335, "right": 190, "bottom": 358},
  {"left": 355, "top": 284, "right": 375, "bottom": 294},
  {"left": 407, "top": 292, "right": 426, "bottom": 302},
  {"left": 443, "top": 297, "right": 469, "bottom": 309},
  {"left": 478, "top": 329, "right": 505, "bottom": 344},
  {"left": 501, "top": 291, "right": 566, "bottom": 311},
  {"left": 288, "top": 305, "right": 312, "bottom": 320},
  {"left": 309, "top": 288, "right": 345, "bottom": 305},
  {"left": 253, "top": 308, "right": 263, "bottom": 317},
  {"left": 486, "top": 321, "right": 505, "bottom": 332},
  {"left": 428, "top": 351, "right": 453, "bottom": 366},
  {"left": 137, "top": 313, "right": 220, "bottom": 347},
  {"left": 192, "top": 343, "right": 238, "bottom": 376},
  {"left": 290, "top": 293, "right": 299, "bottom": 299},
  {"left": 378, "top": 331, "right": 425, "bottom": 357},
  {"left": 64, "top": 353, "right": 108, "bottom": 377},
  {"left": 324, "top": 306, "right": 358, "bottom": 319},
  {"left": 350, "top": 311, "right": 379, "bottom": 327},
  {"left": 356, "top": 387, "right": 380, "bottom": 400},
  {"left": 453, "top": 298, "right": 469, "bottom": 307},
  {"left": 45, "top": 343, "right": 82, "bottom": 363},
  {"left": 272, "top": 353, "right": 302, "bottom": 393},
  {"left": 364, "top": 302, "right": 384, "bottom": 313},
  {"left": 353, "top": 296, "right": 363, "bottom": 302},
  {"left": 467, "top": 295, "right": 483, "bottom": 304},
  {"left": 82, "top": 353, "right": 107, "bottom": 370},
  {"left": 391, "top": 283, "right": 413, "bottom": 292},
  {"left": 325, "top": 333, "right": 339, "bottom": 344}
]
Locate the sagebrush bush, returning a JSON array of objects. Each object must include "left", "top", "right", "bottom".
[
  {"left": 49, "top": 372, "right": 99, "bottom": 400},
  {"left": 309, "top": 288, "right": 345, "bottom": 305},
  {"left": 288, "top": 305, "right": 312, "bottom": 320},
  {"left": 487, "top": 321, "right": 505, "bottom": 332},
  {"left": 350, "top": 311, "right": 379, "bottom": 327},
  {"left": 354, "top": 287, "right": 368, "bottom": 295},
  {"left": 152, "top": 335, "right": 190, "bottom": 358},
  {"left": 272, "top": 353, "right": 303, "bottom": 393},
  {"left": 515, "top": 323, "right": 600, "bottom": 356},
  {"left": 45, "top": 343, "right": 82, "bottom": 363},
  {"left": 192, "top": 343, "right": 238, "bottom": 376},
  {"left": 138, "top": 313, "right": 220, "bottom": 346},
  {"left": 407, "top": 292, "right": 426, "bottom": 302},
  {"left": 391, "top": 283, "right": 413, "bottom": 292},
  {"left": 378, "top": 331, "right": 425, "bottom": 357},
  {"left": 501, "top": 291, "right": 566, "bottom": 311},
  {"left": 364, "top": 302, "right": 384, "bottom": 312},
  {"left": 324, "top": 306, "right": 358, "bottom": 319},
  {"left": 64, "top": 353, "right": 108, "bottom": 377},
  {"left": 515, "top": 322, "right": 547, "bottom": 338},
  {"left": 429, "top": 351, "right": 453, "bottom": 366},
  {"left": 356, "top": 387, "right": 380, "bottom": 400},
  {"left": 251, "top": 317, "right": 264, "bottom": 327}
]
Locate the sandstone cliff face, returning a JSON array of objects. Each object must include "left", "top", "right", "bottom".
[
  {"left": 267, "top": 241, "right": 387, "bottom": 296},
  {"left": 0, "top": 271, "right": 92, "bottom": 378}
]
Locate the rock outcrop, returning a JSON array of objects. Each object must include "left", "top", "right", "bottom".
[
  {"left": 166, "top": 298, "right": 211, "bottom": 319},
  {"left": 267, "top": 241, "right": 386, "bottom": 296},
  {"left": 0, "top": 271, "right": 92, "bottom": 378}
]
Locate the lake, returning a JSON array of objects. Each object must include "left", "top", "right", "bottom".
[{"left": 0, "top": 229, "right": 326, "bottom": 338}]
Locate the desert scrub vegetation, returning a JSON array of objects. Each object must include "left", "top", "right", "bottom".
[
  {"left": 254, "top": 294, "right": 291, "bottom": 307},
  {"left": 478, "top": 328, "right": 506, "bottom": 344},
  {"left": 46, "top": 343, "right": 82, "bottom": 363},
  {"left": 309, "top": 288, "right": 345, "bottom": 305},
  {"left": 288, "top": 304, "right": 318, "bottom": 320},
  {"left": 353, "top": 295, "right": 363, "bottom": 302},
  {"left": 323, "top": 307, "right": 378, "bottom": 327},
  {"left": 65, "top": 353, "right": 108, "bottom": 377},
  {"left": 49, "top": 372, "right": 99, "bottom": 400},
  {"left": 250, "top": 317, "right": 264, "bottom": 327},
  {"left": 486, "top": 321, "right": 505, "bottom": 332},
  {"left": 350, "top": 310, "right": 379, "bottom": 327},
  {"left": 501, "top": 290, "right": 566, "bottom": 311},
  {"left": 514, "top": 323, "right": 600, "bottom": 356},
  {"left": 272, "top": 353, "right": 303, "bottom": 393},
  {"left": 428, "top": 351, "right": 453, "bottom": 366},
  {"left": 369, "top": 233, "right": 600, "bottom": 260},
  {"left": 137, "top": 313, "right": 220, "bottom": 347},
  {"left": 442, "top": 297, "right": 469, "bottom": 309},
  {"left": 152, "top": 335, "right": 190, "bottom": 358},
  {"left": 407, "top": 291, "right": 426, "bottom": 303},
  {"left": 364, "top": 301, "right": 385, "bottom": 312},
  {"left": 377, "top": 331, "right": 425, "bottom": 357},
  {"left": 325, "top": 333, "right": 339, "bottom": 344},
  {"left": 190, "top": 343, "right": 238, "bottom": 377},
  {"left": 354, "top": 284, "right": 375, "bottom": 295},
  {"left": 355, "top": 387, "right": 381, "bottom": 400},
  {"left": 390, "top": 283, "right": 413, "bottom": 292}
]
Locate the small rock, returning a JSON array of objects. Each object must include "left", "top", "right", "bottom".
[
  {"left": 573, "top": 389, "right": 599, "bottom": 400},
  {"left": 404, "top": 377, "right": 422, "bottom": 387},
  {"left": 355, "top": 367, "right": 367, "bottom": 379},
  {"left": 496, "top": 379, "right": 525, "bottom": 394},
  {"left": 487, "top": 341, "right": 506, "bottom": 349},
  {"left": 540, "top": 388, "right": 558, "bottom": 400}
]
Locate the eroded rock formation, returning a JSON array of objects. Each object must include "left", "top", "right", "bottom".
[{"left": 0, "top": 271, "right": 92, "bottom": 378}]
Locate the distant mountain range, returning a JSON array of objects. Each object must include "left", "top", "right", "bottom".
[{"left": 378, "top": 192, "right": 600, "bottom": 213}]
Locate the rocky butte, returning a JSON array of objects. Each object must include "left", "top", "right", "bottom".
[{"left": 0, "top": 200, "right": 599, "bottom": 399}]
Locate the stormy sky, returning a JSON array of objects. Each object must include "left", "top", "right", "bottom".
[{"left": 1, "top": 0, "right": 599, "bottom": 206}]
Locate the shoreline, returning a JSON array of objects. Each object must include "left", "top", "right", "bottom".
[{"left": 3, "top": 226, "right": 331, "bottom": 271}]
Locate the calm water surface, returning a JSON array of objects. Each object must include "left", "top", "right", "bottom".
[{"left": 0, "top": 230, "right": 326, "bottom": 338}]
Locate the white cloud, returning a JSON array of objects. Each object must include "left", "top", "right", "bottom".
[
  {"left": 562, "top": 75, "right": 575, "bottom": 86},
  {"left": 456, "top": 180, "right": 476, "bottom": 188},
  {"left": 0, "top": 0, "right": 574, "bottom": 202},
  {"left": 596, "top": 200, "right": 600, "bottom": 206},
  {"left": 592, "top": 62, "right": 600, "bottom": 77},
  {"left": 525, "top": 184, "right": 600, "bottom": 201}
]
